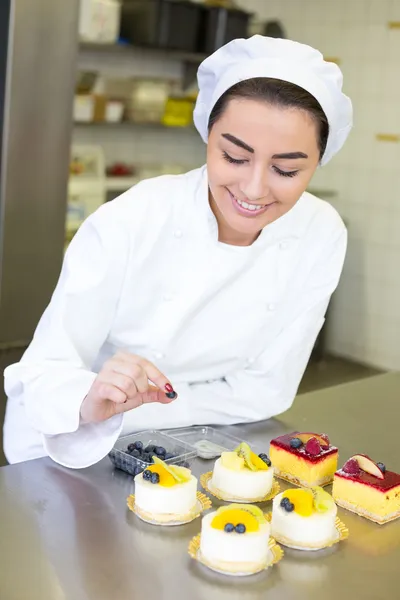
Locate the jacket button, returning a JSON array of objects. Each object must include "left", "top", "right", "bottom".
[
  {"left": 174, "top": 229, "right": 183, "bottom": 238},
  {"left": 279, "top": 241, "right": 289, "bottom": 250},
  {"left": 153, "top": 351, "right": 164, "bottom": 360},
  {"left": 267, "top": 303, "right": 276, "bottom": 312},
  {"left": 163, "top": 293, "right": 173, "bottom": 302},
  {"left": 247, "top": 357, "right": 255, "bottom": 364}
]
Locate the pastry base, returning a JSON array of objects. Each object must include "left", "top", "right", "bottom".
[
  {"left": 127, "top": 491, "right": 211, "bottom": 526},
  {"left": 200, "top": 471, "right": 280, "bottom": 503},
  {"left": 274, "top": 468, "right": 333, "bottom": 488},
  {"left": 334, "top": 498, "right": 400, "bottom": 525},
  {"left": 266, "top": 513, "right": 349, "bottom": 551},
  {"left": 188, "top": 534, "right": 283, "bottom": 576}
]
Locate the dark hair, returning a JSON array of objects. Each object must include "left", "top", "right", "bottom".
[{"left": 208, "top": 78, "right": 329, "bottom": 160}]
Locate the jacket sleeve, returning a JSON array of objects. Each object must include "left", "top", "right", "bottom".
[
  {"left": 4, "top": 207, "right": 129, "bottom": 468},
  {"left": 115, "top": 227, "right": 347, "bottom": 429}
]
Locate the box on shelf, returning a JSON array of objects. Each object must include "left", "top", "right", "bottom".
[
  {"left": 162, "top": 96, "right": 195, "bottom": 127},
  {"left": 79, "top": 0, "right": 121, "bottom": 44},
  {"left": 198, "top": 5, "right": 251, "bottom": 54},
  {"left": 120, "top": 0, "right": 202, "bottom": 52},
  {"left": 127, "top": 79, "right": 171, "bottom": 123}
]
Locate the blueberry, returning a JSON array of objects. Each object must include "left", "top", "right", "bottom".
[
  {"left": 127, "top": 443, "right": 136, "bottom": 453},
  {"left": 155, "top": 446, "right": 166, "bottom": 457},
  {"left": 145, "top": 445, "right": 156, "bottom": 453},
  {"left": 166, "top": 391, "right": 177, "bottom": 399},
  {"left": 224, "top": 523, "right": 235, "bottom": 533},
  {"left": 258, "top": 453, "right": 272, "bottom": 466},
  {"left": 133, "top": 441, "right": 143, "bottom": 451},
  {"left": 150, "top": 472, "right": 160, "bottom": 484},
  {"left": 280, "top": 497, "right": 294, "bottom": 512},
  {"left": 164, "top": 452, "right": 174, "bottom": 460},
  {"left": 143, "top": 469, "right": 152, "bottom": 481},
  {"left": 377, "top": 462, "right": 386, "bottom": 474},
  {"left": 235, "top": 523, "right": 246, "bottom": 534},
  {"left": 290, "top": 437, "right": 303, "bottom": 449},
  {"left": 130, "top": 449, "right": 141, "bottom": 458},
  {"left": 142, "top": 453, "right": 154, "bottom": 463}
]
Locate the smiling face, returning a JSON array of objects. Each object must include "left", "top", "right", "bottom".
[{"left": 206, "top": 98, "right": 321, "bottom": 245}]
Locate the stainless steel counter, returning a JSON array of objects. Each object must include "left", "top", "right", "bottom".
[{"left": 0, "top": 372, "right": 399, "bottom": 600}]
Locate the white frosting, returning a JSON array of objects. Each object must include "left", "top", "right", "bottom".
[
  {"left": 271, "top": 491, "right": 337, "bottom": 547},
  {"left": 134, "top": 474, "right": 198, "bottom": 515},
  {"left": 200, "top": 512, "right": 271, "bottom": 565},
  {"left": 211, "top": 458, "right": 274, "bottom": 499}
]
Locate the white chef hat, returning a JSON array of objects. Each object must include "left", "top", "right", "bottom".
[{"left": 193, "top": 35, "right": 353, "bottom": 165}]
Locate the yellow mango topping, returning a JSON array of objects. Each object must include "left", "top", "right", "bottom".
[
  {"left": 152, "top": 456, "right": 191, "bottom": 483},
  {"left": 211, "top": 508, "right": 260, "bottom": 532},
  {"left": 147, "top": 464, "right": 176, "bottom": 487},
  {"left": 283, "top": 489, "right": 314, "bottom": 517},
  {"left": 219, "top": 503, "right": 267, "bottom": 525}
]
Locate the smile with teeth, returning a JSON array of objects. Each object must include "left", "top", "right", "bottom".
[{"left": 230, "top": 190, "right": 266, "bottom": 211}]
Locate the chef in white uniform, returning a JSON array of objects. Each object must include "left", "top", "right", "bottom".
[{"left": 3, "top": 36, "right": 352, "bottom": 468}]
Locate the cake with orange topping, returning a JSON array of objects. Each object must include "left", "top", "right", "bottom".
[
  {"left": 134, "top": 457, "right": 198, "bottom": 523},
  {"left": 199, "top": 504, "right": 272, "bottom": 574},
  {"left": 332, "top": 454, "right": 400, "bottom": 524},
  {"left": 271, "top": 487, "right": 338, "bottom": 549},
  {"left": 210, "top": 442, "right": 274, "bottom": 501},
  {"left": 269, "top": 432, "right": 338, "bottom": 487}
]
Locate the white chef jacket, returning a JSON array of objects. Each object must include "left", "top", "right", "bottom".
[{"left": 3, "top": 166, "right": 347, "bottom": 468}]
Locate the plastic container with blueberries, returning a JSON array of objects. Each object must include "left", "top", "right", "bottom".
[{"left": 108, "top": 430, "right": 197, "bottom": 476}]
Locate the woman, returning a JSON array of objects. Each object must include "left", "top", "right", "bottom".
[{"left": 3, "top": 36, "right": 352, "bottom": 468}]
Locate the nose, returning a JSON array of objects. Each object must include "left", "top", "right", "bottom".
[{"left": 240, "top": 164, "right": 270, "bottom": 202}]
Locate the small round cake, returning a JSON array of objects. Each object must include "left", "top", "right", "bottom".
[
  {"left": 199, "top": 504, "right": 271, "bottom": 574},
  {"left": 210, "top": 443, "right": 274, "bottom": 501},
  {"left": 134, "top": 458, "right": 198, "bottom": 523},
  {"left": 271, "top": 487, "right": 337, "bottom": 550}
]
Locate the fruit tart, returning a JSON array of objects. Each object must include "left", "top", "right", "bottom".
[
  {"left": 133, "top": 457, "right": 199, "bottom": 524},
  {"left": 207, "top": 442, "right": 277, "bottom": 502},
  {"left": 332, "top": 454, "right": 400, "bottom": 524},
  {"left": 196, "top": 504, "right": 281, "bottom": 575},
  {"left": 271, "top": 487, "right": 346, "bottom": 550},
  {"left": 269, "top": 432, "right": 338, "bottom": 487}
]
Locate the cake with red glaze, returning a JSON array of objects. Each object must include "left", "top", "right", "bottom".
[
  {"left": 332, "top": 454, "right": 400, "bottom": 524},
  {"left": 269, "top": 432, "right": 338, "bottom": 488}
]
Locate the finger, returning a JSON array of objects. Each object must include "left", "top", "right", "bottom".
[
  {"left": 112, "top": 353, "right": 173, "bottom": 394},
  {"left": 106, "top": 361, "right": 149, "bottom": 394},
  {"left": 95, "top": 381, "right": 127, "bottom": 405},
  {"left": 114, "top": 388, "right": 176, "bottom": 415},
  {"left": 98, "top": 371, "right": 138, "bottom": 398}
]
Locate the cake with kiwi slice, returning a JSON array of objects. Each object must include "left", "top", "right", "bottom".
[
  {"left": 199, "top": 504, "right": 273, "bottom": 574},
  {"left": 271, "top": 486, "right": 340, "bottom": 550},
  {"left": 134, "top": 457, "right": 198, "bottom": 523},
  {"left": 210, "top": 442, "right": 274, "bottom": 501}
]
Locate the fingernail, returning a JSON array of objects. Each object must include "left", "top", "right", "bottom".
[{"left": 165, "top": 383, "right": 174, "bottom": 393}]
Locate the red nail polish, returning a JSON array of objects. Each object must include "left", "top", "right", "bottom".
[{"left": 165, "top": 383, "right": 174, "bottom": 393}]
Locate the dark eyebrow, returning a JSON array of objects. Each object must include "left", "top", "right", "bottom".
[
  {"left": 222, "top": 133, "right": 254, "bottom": 153},
  {"left": 272, "top": 152, "right": 308, "bottom": 159}
]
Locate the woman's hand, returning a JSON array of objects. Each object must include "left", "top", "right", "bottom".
[{"left": 80, "top": 352, "right": 177, "bottom": 423}]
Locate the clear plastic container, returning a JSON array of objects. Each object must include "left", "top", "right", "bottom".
[
  {"left": 162, "top": 426, "right": 248, "bottom": 459},
  {"left": 108, "top": 430, "right": 197, "bottom": 476}
]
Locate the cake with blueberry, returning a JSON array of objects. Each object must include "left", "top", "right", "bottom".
[
  {"left": 199, "top": 504, "right": 273, "bottom": 574},
  {"left": 332, "top": 455, "right": 400, "bottom": 524},
  {"left": 271, "top": 487, "right": 339, "bottom": 550},
  {"left": 209, "top": 442, "right": 275, "bottom": 501},
  {"left": 269, "top": 432, "right": 338, "bottom": 487},
  {"left": 134, "top": 457, "right": 198, "bottom": 523}
]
